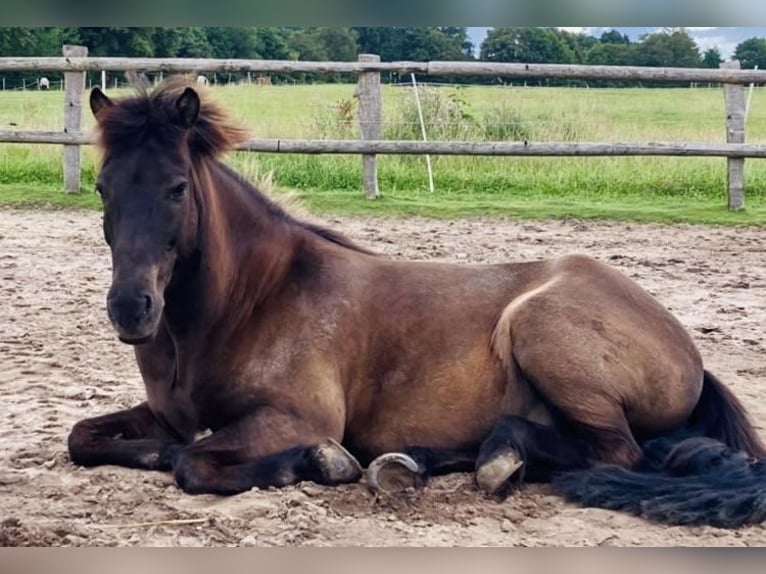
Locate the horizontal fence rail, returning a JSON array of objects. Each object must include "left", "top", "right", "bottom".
[
  {"left": 4, "top": 130, "right": 766, "bottom": 159},
  {"left": 0, "top": 47, "right": 760, "bottom": 210},
  {"left": 3, "top": 57, "right": 766, "bottom": 84}
]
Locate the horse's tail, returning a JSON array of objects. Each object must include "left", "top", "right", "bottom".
[
  {"left": 551, "top": 370, "right": 766, "bottom": 528},
  {"left": 690, "top": 370, "right": 766, "bottom": 459}
]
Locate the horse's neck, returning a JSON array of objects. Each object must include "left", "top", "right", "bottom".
[{"left": 166, "top": 160, "right": 298, "bottom": 338}]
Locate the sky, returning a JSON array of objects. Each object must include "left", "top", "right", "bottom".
[{"left": 467, "top": 27, "right": 766, "bottom": 59}]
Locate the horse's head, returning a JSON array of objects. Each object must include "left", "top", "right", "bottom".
[{"left": 89, "top": 79, "right": 248, "bottom": 344}]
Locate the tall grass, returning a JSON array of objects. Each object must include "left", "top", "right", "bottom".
[{"left": 2, "top": 83, "right": 766, "bottom": 223}]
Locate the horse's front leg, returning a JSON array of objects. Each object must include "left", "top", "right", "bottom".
[
  {"left": 68, "top": 402, "right": 185, "bottom": 471},
  {"left": 172, "top": 407, "right": 362, "bottom": 495}
]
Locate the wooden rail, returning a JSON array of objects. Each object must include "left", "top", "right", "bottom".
[
  {"left": 2, "top": 57, "right": 766, "bottom": 84},
  {"left": 4, "top": 131, "right": 766, "bottom": 158},
  {"left": 0, "top": 47, "right": 756, "bottom": 209}
]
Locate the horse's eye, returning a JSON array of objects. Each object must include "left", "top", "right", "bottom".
[{"left": 168, "top": 182, "right": 188, "bottom": 201}]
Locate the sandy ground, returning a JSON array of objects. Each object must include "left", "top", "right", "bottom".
[{"left": 2, "top": 207, "right": 766, "bottom": 547}]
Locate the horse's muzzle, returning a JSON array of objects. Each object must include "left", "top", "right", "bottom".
[{"left": 106, "top": 288, "right": 162, "bottom": 344}]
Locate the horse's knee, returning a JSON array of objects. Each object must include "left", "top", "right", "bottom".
[
  {"left": 67, "top": 418, "right": 99, "bottom": 466},
  {"left": 173, "top": 451, "right": 213, "bottom": 494},
  {"left": 68, "top": 417, "right": 91, "bottom": 444}
]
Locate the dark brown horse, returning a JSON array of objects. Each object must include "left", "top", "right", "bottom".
[{"left": 68, "top": 79, "right": 766, "bottom": 527}]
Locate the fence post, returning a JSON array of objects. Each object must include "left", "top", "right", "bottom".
[
  {"left": 356, "top": 54, "right": 381, "bottom": 199},
  {"left": 62, "top": 44, "right": 88, "bottom": 193},
  {"left": 721, "top": 60, "right": 746, "bottom": 211}
]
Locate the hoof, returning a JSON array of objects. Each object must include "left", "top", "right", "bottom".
[
  {"left": 476, "top": 450, "right": 524, "bottom": 495},
  {"left": 367, "top": 452, "right": 424, "bottom": 494},
  {"left": 312, "top": 439, "right": 363, "bottom": 484}
]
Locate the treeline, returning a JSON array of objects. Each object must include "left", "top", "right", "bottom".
[
  {"left": 480, "top": 28, "right": 721, "bottom": 86},
  {"left": 0, "top": 27, "right": 474, "bottom": 86},
  {"left": 1, "top": 27, "right": 765, "bottom": 87},
  {"left": 0, "top": 27, "right": 474, "bottom": 62}
]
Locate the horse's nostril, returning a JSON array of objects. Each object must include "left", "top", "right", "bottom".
[{"left": 141, "top": 295, "right": 153, "bottom": 317}]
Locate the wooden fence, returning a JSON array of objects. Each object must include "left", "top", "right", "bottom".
[{"left": 3, "top": 45, "right": 766, "bottom": 210}]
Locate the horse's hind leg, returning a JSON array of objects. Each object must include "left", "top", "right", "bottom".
[
  {"left": 365, "top": 417, "right": 591, "bottom": 497},
  {"left": 475, "top": 416, "right": 592, "bottom": 497},
  {"left": 510, "top": 351, "right": 645, "bottom": 469},
  {"left": 68, "top": 402, "right": 185, "bottom": 470}
]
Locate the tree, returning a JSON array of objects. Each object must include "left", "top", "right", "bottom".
[
  {"left": 480, "top": 28, "right": 575, "bottom": 64},
  {"left": 559, "top": 30, "right": 599, "bottom": 64},
  {"left": 585, "top": 43, "right": 636, "bottom": 67},
  {"left": 75, "top": 28, "right": 156, "bottom": 57},
  {"left": 702, "top": 47, "right": 723, "bottom": 68},
  {"left": 635, "top": 29, "right": 701, "bottom": 68},
  {"left": 0, "top": 28, "right": 64, "bottom": 57},
  {"left": 439, "top": 27, "right": 475, "bottom": 58},
  {"left": 287, "top": 28, "right": 357, "bottom": 62},
  {"left": 177, "top": 28, "right": 213, "bottom": 58},
  {"left": 151, "top": 29, "right": 184, "bottom": 58},
  {"left": 734, "top": 37, "right": 766, "bottom": 69},
  {"left": 204, "top": 28, "right": 262, "bottom": 60},
  {"left": 599, "top": 29, "right": 630, "bottom": 45},
  {"left": 283, "top": 28, "right": 356, "bottom": 83},
  {"left": 352, "top": 27, "right": 395, "bottom": 58},
  {"left": 315, "top": 28, "right": 357, "bottom": 61},
  {"left": 352, "top": 27, "right": 472, "bottom": 62},
  {"left": 582, "top": 42, "right": 639, "bottom": 86},
  {"left": 254, "top": 28, "right": 292, "bottom": 60},
  {"left": 399, "top": 28, "right": 467, "bottom": 61}
]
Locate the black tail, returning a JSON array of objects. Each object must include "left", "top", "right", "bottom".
[
  {"left": 552, "top": 370, "right": 766, "bottom": 528},
  {"left": 691, "top": 370, "right": 766, "bottom": 459}
]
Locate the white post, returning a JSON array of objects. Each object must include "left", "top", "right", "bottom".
[
  {"left": 746, "top": 65, "right": 758, "bottom": 123},
  {"left": 410, "top": 73, "right": 435, "bottom": 193},
  {"left": 101, "top": 70, "right": 106, "bottom": 91}
]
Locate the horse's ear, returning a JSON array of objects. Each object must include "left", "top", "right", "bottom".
[
  {"left": 90, "top": 87, "right": 113, "bottom": 120},
  {"left": 176, "top": 87, "right": 200, "bottom": 128}
]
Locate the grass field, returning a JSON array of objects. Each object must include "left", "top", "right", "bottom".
[{"left": 2, "top": 82, "right": 766, "bottom": 224}]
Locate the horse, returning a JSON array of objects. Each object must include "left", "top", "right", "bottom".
[{"left": 67, "top": 78, "right": 766, "bottom": 528}]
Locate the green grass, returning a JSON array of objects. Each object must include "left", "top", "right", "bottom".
[
  {"left": 2, "top": 83, "right": 766, "bottom": 225},
  {"left": 4, "top": 182, "right": 765, "bottom": 226},
  {"left": 296, "top": 191, "right": 766, "bottom": 225}
]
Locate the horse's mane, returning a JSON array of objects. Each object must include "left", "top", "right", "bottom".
[
  {"left": 93, "top": 76, "right": 250, "bottom": 158},
  {"left": 300, "top": 221, "right": 375, "bottom": 255},
  {"left": 94, "top": 76, "right": 374, "bottom": 256},
  {"left": 216, "top": 162, "right": 376, "bottom": 256}
]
